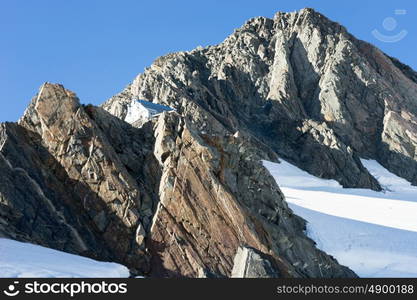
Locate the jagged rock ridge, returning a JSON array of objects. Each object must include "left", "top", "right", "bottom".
[{"left": 104, "top": 8, "right": 417, "bottom": 189}]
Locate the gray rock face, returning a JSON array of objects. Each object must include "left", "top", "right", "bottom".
[
  {"left": 104, "top": 8, "right": 417, "bottom": 189},
  {"left": 231, "top": 246, "right": 280, "bottom": 278},
  {"left": 148, "top": 111, "right": 354, "bottom": 278}
]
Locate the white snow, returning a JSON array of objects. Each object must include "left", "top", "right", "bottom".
[
  {"left": 124, "top": 99, "right": 174, "bottom": 124},
  {"left": 124, "top": 99, "right": 151, "bottom": 124},
  {"left": 0, "top": 239, "right": 130, "bottom": 278},
  {"left": 263, "top": 159, "right": 417, "bottom": 277}
]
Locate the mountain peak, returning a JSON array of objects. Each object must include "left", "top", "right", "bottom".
[
  {"left": 19, "top": 82, "right": 81, "bottom": 138},
  {"left": 273, "top": 7, "right": 347, "bottom": 37},
  {"left": 107, "top": 7, "right": 417, "bottom": 188}
]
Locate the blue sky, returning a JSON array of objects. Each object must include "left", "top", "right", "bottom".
[{"left": 1, "top": 0, "right": 416, "bottom": 122}]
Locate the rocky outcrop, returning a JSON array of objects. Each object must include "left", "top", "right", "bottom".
[
  {"left": 231, "top": 246, "right": 280, "bottom": 278},
  {"left": 2, "top": 83, "right": 161, "bottom": 273},
  {"left": 104, "top": 8, "right": 417, "bottom": 189},
  {"left": 0, "top": 121, "right": 106, "bottom": 254},
  {"left": 148, "top": 111, "right": 354, "bottom": 277}
]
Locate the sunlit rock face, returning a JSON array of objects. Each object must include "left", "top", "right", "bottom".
[{"left": 106, "top": 8, "right": 417, "bottom": 189}]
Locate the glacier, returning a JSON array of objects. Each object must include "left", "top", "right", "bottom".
[{"left": 263, "top": 159, "right": 417, "bottom": 277}]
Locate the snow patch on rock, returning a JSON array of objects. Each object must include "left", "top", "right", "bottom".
[{"left": 124, "top": 99, "right": 174, "bottom": 124}]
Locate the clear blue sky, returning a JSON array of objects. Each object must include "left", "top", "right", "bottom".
[{"left": 1, "top": 0, "right": 416, "bottom": 122}]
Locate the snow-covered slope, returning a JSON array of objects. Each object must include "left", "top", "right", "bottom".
[
  {"left": 0, "top": 239, "right": 130, "bottom": 278},
  {"left": 124, "top": 99, "right": 152, "bottom": 124},
  {"left": 263, "top": 159, "right": 417, "bottom": 277},
  {"left": 125, "top": 99, "right": 174, "bottom": 124}
]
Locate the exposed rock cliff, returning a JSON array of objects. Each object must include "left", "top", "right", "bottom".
[
  {"left": 0, "top": 82, "right": 355, "bottom": 277},
  {"left": 148, "top": 111, "right": 353, "bottom": 277},
  {"left": 104, "top": 8, "right": 417, "bottom": 189},
  {"left": 2, "top": 83, "right": 161, "bottom": 273}
]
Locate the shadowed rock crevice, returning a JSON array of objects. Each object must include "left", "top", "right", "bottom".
[{"left": 0, "top": 122, "right": 118, "bottom": 261}]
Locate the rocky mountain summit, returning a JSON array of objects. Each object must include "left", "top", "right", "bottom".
[
  {"left": 1, "top": 8, "right": 416, "bottom": 278},
  {"left": 105, "top": 8, "right": 417, "bottom": 189}
]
